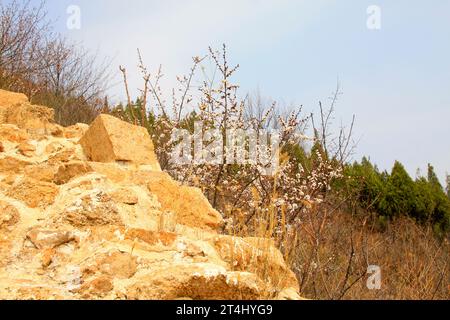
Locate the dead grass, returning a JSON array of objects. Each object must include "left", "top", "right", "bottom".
[
  {"left": 226, "top": 192, "right": 449, "bottom": 300},
  {"left": 292, "top": 211, "right": 449, "bottom": 300}
]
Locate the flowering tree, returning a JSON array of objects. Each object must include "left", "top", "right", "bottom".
[{"left": 114, "top": 45, "right": 346, "bottom": 246}]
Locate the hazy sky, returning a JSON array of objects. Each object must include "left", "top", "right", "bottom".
[{"left": 43, "top": 0, "right": 449, "bottom": 183}]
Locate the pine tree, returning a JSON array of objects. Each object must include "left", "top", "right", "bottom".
[
  {"left": 340, "top": 157, "right": 384, "bottom": 211},
  {"left": 446, "top": 174, "right": 450, "bottom": 199},
  {"left": 413, "top": 177, "right": 435, "bottom": 222},
  {"left": 380, "top": 161, "right": 416, "bottom": 217},
  {"left": 427, "top": 164, "right": 443, "bottom": 191},
  {"left": 425, "top": 165, "right": 450, "bottom": 235}
]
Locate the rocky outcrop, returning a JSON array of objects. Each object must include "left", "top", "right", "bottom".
[
  {"left": 0, "top": 90, "right": 301, "bottom": 300},
  {"left": 0, "top": 89, "right": 62, "bottom": 137},
  {"left": 0, "top": 90, "right": 29, "bottom": 124}
]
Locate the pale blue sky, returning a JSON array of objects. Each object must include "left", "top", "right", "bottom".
[{"left": 43, "top": 0, "right": 449, "bottom": 183}]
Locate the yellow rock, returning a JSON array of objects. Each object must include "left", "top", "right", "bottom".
[
  {"left": 5, "top": 103, "right": 55, "bottom": 135},
  {"left": 79, "top": 114, "right": 160, "bottom": 168},
  {"left": 76, "top": 275, "right": 114, "bottom": 298},
  {"left": 0, "top": 200, "right": 20, "bottom": 230},
  {"left": 88, "top": 162, "right": 129, "bottom": 183},
  {"left": 125, "top": 265, "right": 268, "bottom": 300},
  {"left": 53, "top": 161, "right": 92, "bottom": 185},
  {"left": 0, "top": 89, "right": 29, "bottom": 106},
  {"left": 17, "top": 141, "right": 36, "bottom": 157},
  {"left": 0, "top": 90, "right": 29, "bottom": 123},
  {"left": 143, "top": 171, "right": 223, "bottom": 231},
  {"left": 41, "top": 248, "right": 55, "bottom": 268},
  {"left": 95, "top": 251, "right": 138, "bottom": 279},
  {"left": 0, "top": 155, "right": 32, "bottom": 174},
  {"left": 213, "top": 235, "right": 299, "bottom": 292},
  {"left": 26, "top": 228, "right": 75, "bottom": 249},
  {"left": 5, "top": 177, "right": 59, "bottom": 209},
  {"left": 0, "top": 124, "right": 29, "bottom": 143},
  {"left": 58, "top": 190, "right": 123, "bottom": 227},
  {"left": 110, "top": 187, "right": 139, "bottom": 205},
  {"left": 64, "top": 123, "right": 89, "bottom": 139},
  {"left": 0, "top": 90, "right": 57, "bottom": 137},
  {"left": 24, "top": 163, "right": 58, "bottom": 183}
]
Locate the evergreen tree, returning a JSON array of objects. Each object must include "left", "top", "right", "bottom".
[
  {"left": 425, "top": 165, "right": 450, "bottom": 235},
  {"left": 325, "top": 157, "right": 450, "bottom": 235},
  {"left": 340, "top": 157, "right": 383, "bottom": 211},
  {"left": 413, "top": 177, "right": 435, "bottom": 222},
  {"left": 446, "top": 174, "right": 450, "bottom": 199},
  {"left": 379, "top": 161, "right": 416, "bottom": 217},
  {"left": 427, "top": 164, "right": 443, "bottom": 191}
]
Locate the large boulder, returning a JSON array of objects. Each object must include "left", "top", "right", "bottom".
[{"left": 79, "top": 114, "right": 160, "bottom": 169}]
